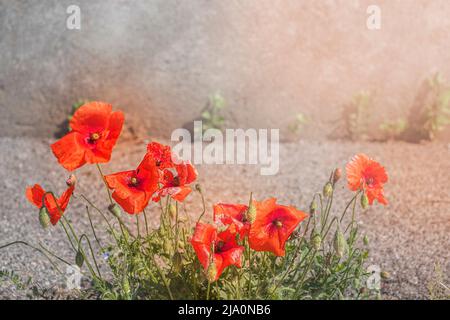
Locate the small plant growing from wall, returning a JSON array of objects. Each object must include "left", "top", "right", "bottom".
[
  {"left": 199, "top": 92, "right": 226, "bottom": 134},
  {"left": 422, "top": 74, "right": 450, "bottom": 140},
  {"left": 342, "top": 91, "right": 372, "bottom": 141},
  {"left": 379, "top": 118, "right": 407, "bottom": 141},
  {"left": 288, "top": 113, "right": 308, "bottom": 135},
  {"left": 405, "top": 73, "right": 450, "bottom": 141}
]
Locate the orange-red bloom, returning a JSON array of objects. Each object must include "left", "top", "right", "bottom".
[
  {"left": 346, "top": 153, "right": 388, "bottom": 205},
  {"left": 248, "top": 198, "right": 308, "bottom": 256},
  {"left": 190, "top": 222, "right": 244, "bottom": 281},
  {"left": 51, "top": 101, "right": 124, "bottom": 171},
  {"left": 213, "top": 203, "right": 250, "bottom": 238},
  {"left": 105, "top": 155, "right": 159, "bottom": 214},
  {"left": 153, "top": 160, "right": 198, "bottom": 202},
  {"left": 25, "top": 183, "right": 75, "bottom": 225},
  {"left": 146, "top": 142, "right": 173, "bottom": 169}
]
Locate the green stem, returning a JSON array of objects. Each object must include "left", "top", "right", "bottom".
[
  {"left": 340, "top": 191, "right": 361, "bottom": 223},
  {"left": 152, "top": 255, "right": 174, "bottom": 300},
  {"left": 86, "top": 205, "right": 103, "bottom": 249},
  {"left": 96, "top": 163, "right": 113, "bottom": 204},
  {"left": 0, "top": 241, "right": 64, "bottom": 275},
  {"left": 78, "top": 234, "right": 102, "bottom": 280},
  {"left": 59, "top": 219, "right": 77, "bottom": 252},
  {"left": 136, "top": 214, "right": 141, "bottom": 238},
  {"left": 206, "top": 281, "right": 211, "bottom": 300},
  {"left": 80, "top": 194, "right": 120, "bottom": 245},
  {"left": 143, "top": 209, "right": 149, "bottom": 236},
  {"left": 196, "top": 186, "right": 207, "bottom": 224}
]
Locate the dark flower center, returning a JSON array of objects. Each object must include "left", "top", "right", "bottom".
[
  {"left": 365, "top": 177, "right": 374, "bottom": 187},
  {"left": 215, "top": 241, "right": 225, "bottom": 253},
  {"left": 130, "top": 176, "right": 139, "bottom": 187},
  {"left": 273, "top": 219, "right": 283, "bottom": 229},
  {"left": 88, "top": 132, "right": 101, "bottom": 144},
  {"left": 172, "top": 176, "right": 180, "bottom": 187}
]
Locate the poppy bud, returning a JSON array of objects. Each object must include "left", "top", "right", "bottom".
[
  {"left": 311, "top": 231, "right": 322, "bottom": 250},
  {"left": 39, "top": 206, "right": 51, "bottom": 229},
  {"left": 333, "top": 229, "right": 348, "bottom": 258},
  {"left": 323, "top": 182, "right": 333, "bottom": 198},
  {"left": 246, "top": 204, "right": 257, "bottom": 224},
  {"left": 172, "top": 252, "right": 183, "bottom": 274},
  {"left": 380, "top": 271, "right": 390, "bottom": 279},
  {"left": 163, "top": 240, "right": 172, "bottom": 254},
  {"left": 195, "top": 184, "right": 203, "bottom": 193},
  {"left": 309, "top": 199, "right": 317, "bottom": 215},
  {"left": 66, "top": 174, "right": 77, "bottom": 187},
  {"left": 333, "top": 168, "right": 342, "bottom": 184},
  {"left": 363, "top": 235, "right": 369, "bottom": 246},
  {"left": 122, "top": 277, "right": 131, "bottom": 296},
  {"left": 206, "top": 262, "right": 217, "bottom": 283},
  {"left": 361, "top": 193, "right": 369, "bottom": 210},
  {"left": 108, "top": 203, "right": 122, "bottom": 218},
  {"left": 168, "top": 204, "right": 177, "bottom": 220},
  {"left": 75, "top": 250, "right": 84, "bottom": 268}
]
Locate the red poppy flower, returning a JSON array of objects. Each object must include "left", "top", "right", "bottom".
[
  {"left": 25, "top": 183, "right": 75, "bottom": 225},
  {"left": 190, "top": 222, "right": 244, "bottom": 281},
  {"left": 51, "top": 101, "right": 124, "bottom": 171},
  {"left": 153, "top": 160, "right": 198, "bottom": 202},
  {"left": 346, "top": 153, "right": 388, "bottom": 205},
  {"left": 213, "top": 203, "right": 250, "bottom": 238},
  {"left": 146, "top": 142, "right": 173, "bottom": 169},
  {"left": 248, "top": 198, "right": 308, "bottom": 257},
  {"left": 105, "top": 154, "right": 159, "bottom": 214}
]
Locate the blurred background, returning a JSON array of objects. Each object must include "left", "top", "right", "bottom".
[
  {"left": 0, "top": 0, "right": 449, "bottom": 299},
  {"left": 1, "top": 0, "right": 450, "bottom": 141}
]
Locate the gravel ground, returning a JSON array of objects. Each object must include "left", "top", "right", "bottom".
[{"left": 0, "top": 137, "right": 449, "bottom": 299}]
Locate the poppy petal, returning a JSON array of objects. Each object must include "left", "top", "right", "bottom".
[
  {"left": 69, "top": 101, "right": 112, "bottom": 134},
  {"left": 25, "top": 184, "right": 45, "bottom": 208},
  {"left": 51, "top": 132, "right": 87, "bottom": 171}
]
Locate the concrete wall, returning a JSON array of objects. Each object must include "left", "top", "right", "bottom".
[{"left": 1, "top": 0, "right": 450, "bottom": 140}]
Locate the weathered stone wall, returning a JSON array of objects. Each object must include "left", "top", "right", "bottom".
[{"left": 1, "top": 0, "right": 450, "bottom": 140}]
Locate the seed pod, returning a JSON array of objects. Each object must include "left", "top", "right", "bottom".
[
  {"left": 309, "top": 199, "right": 317, "bottom": 215},
  {"left": 323, "top": 182, "right": 333, "bottom": 198},
  {"left": 172, "top": 252, "right": 183, "bottom": 274},
  {"left": 66, "top": 174, "right": 77, "bottom": 187},
  {"left": 75, "top": 250, "right": 84, "bottom": 268},
  {"left": 108, "top": 203, "right": 122, "bottom": 218},
  {"left": 206, "top": 262, "right": 217, "bottom": 283},
  {"left": 363, "top": 235, "right": 369, "bottom": 246},
  {"left": 168, "top": 204, "right": 177, "bottom": 220},
  {"left": 246, "top": 204, "right": 257, "bottom": 224},
  {"left": 333, "top": 228, "right": 348, "bottom": 258},
  {"left": 311, "top": 231, "right": 322, "bottom": 250},
  {"left": 195, "top": 184, "right": 202, "bottom": 193},
  {"left": 361, "top": 194, "right": 369, "bottom": 210},
  {"left": 122, "top": 277, "right": 131, "bottom": 296},
  {"left": 163, "top": 240, "right": 172, "bottom": 254},
  {"left": 332, "top": 168, "right": 342, "bottom": 184},
  {"left": 39, "top": 206, "right": 51, "bottom": 229},
  {"left": 380, "top": 271, "right": 390, "bottom": 279}
]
